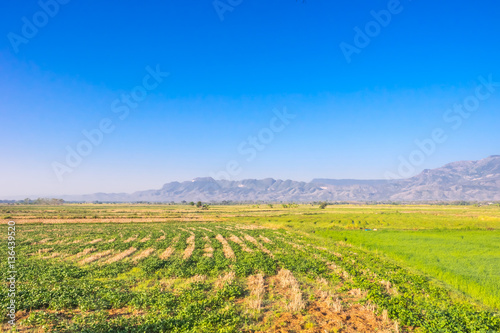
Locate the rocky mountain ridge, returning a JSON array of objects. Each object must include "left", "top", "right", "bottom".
[{"left": 61, "top": 155, "right": 500, "bottom": 202}]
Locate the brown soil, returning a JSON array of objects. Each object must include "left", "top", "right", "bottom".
[
  {"left": 262, "top": 301, "right": 397, "bottom": 333},
  {"left": 189, "top": 275, "right": 207, "bottom": 283},
  {"left": 256, "top": 275, "right": 401, "bottom": 333}
]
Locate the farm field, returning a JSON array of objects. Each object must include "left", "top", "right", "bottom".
[
  {"left": 1, "top": 204, "right": 500, "bottom": 332},
  {"left": 314, "top": 229, "right": 500, "bottom": 310}
]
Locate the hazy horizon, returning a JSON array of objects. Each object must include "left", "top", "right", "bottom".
[{"left": 2, "top": 1, "right": 500, "bottom": 197}]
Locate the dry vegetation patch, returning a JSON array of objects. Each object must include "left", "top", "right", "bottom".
[
  {"left": 105, "top": 247, "right": 137, "bottom": 264},
  {"left": 189, "top": 275, "right": 207, "bottom": 284},
  {"left": 260, "top": 275, "right": 398, "bottom": 333},
  {"left": 41, "top": 252, "right": 60, "bottom": 260},
  {"left": 160, "top": 235, "right": 180, "bottom": 260},
  {"left": 318, "top": 290, "right": 342, "bottom": 313},
  {"left": 235, "top": 224, "right": 267, "bottom": 230},
  {"left": 123, "top": 235, "right": 138, "bottom": 243},
  {"left": 182, "top": 234, "right": 196, "bottom": 259},
  {"left": 215, "top": 271, "right": 236, "bottom": 289},
  {"left": 131, "top": 248, "right": 156, "bottom": 262},
  {"left": 277, "top": 236, "right": 303, "bottom": 250},
  {"left": 139, "top": 235, "right": 151, "bottom": 242},
  {"left": 264, "top": 301, "right": 397, "bottom": 333},
  {"left": 259, "top": 235, "right": 273, "bottom": 244},
  {"left": 229, "top": 234, "right": 254, "bottom": 253},
  {"left": 215, "top": 234, "right": 235, "bottom": 259},
  {"left": 32, "top": 238, "right": 52, "bottom": 245},
  {"left": 79, "top": 250, "right": 113, "bottom": 264},
  {"left": 75, "top": 247, "right": 96, "bottom": 258},
  {"left": 28, "top": 247, "right": 53, "bottom": 256},
  {"left": 202, "top": 235, "right": 214, "bottom": 257},
  {"left": 247, "top": 273, "right": 265, "bottom": 312},
  {"left": 243, "top": 233, "right": 274, "bottom": 258},
  {"left": 276, "top": 268, "right": 305, "bottom": 312}
]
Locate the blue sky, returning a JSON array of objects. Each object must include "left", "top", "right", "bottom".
[{"left": 1, "top": 0, "right": 500, "bottom": 197}]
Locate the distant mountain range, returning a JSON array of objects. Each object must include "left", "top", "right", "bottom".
[{"left": 61, "top": 155, "right": 500, "bottom": 202}]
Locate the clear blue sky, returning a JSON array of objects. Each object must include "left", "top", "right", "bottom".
[{"left": 1, "top": 0, "right": 500, "bottom": 197}]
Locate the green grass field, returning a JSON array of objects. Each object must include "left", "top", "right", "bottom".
[
  {"left": 1, "top": 203, "right": 499, "bottom": 332},
  {"left": 315, "top": 229, "right": 500, "bottom": 310}
]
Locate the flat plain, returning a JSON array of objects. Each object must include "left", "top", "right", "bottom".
[{"left": 1, "top": 204, "right": 499, "bottom": 332}]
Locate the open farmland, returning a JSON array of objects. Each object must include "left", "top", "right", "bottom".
[{"left": 1, "top": 204, "right": 500, "bottom": 332}]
